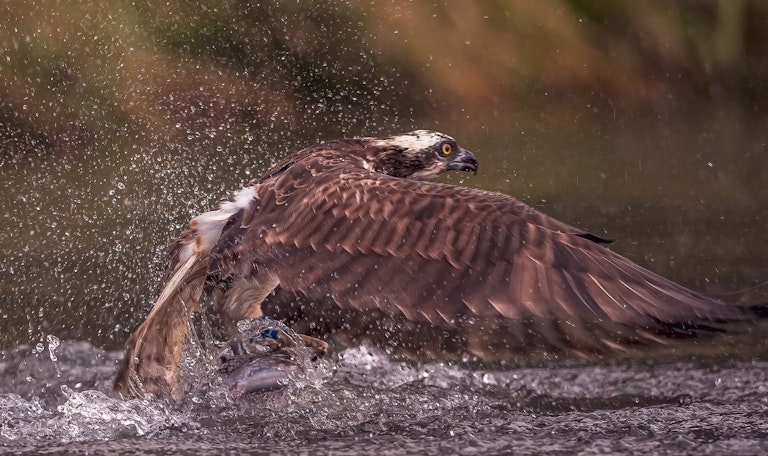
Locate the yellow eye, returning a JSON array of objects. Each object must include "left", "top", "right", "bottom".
[{"left": 441, "top": 143, "right": 452, "bottom": 156}]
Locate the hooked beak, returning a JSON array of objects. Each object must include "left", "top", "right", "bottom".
[{"left": 447, "top": 148, "right": 478, "bottom": 175}]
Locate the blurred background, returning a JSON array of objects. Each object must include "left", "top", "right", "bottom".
[{"left": 1, "top": 0, "right": 767, "bottom": 351}]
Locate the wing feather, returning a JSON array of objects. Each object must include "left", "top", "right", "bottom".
[
  {"left": 233, "top": 154, "right": 754, "bottom": 357},
  {"left": 458, "top": 223, "right": 480, "bottom": 266},
  {"left": 356, "top": 215, "right": 387, "bottom": 253},
  {"left": 413, "top": 217, "right": 439, "bottom": 259},
  {"left": 471, "top": 219, "right": 494, "bottom": 266},
  {"left": 121, "top": 139, "right": 760, "bottom": 400}
]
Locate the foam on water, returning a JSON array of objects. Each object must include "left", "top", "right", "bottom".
[
  {"left": 0, "top": 342, "right": 195, "bottom": 445},
  {"left": 1, "top": 338, "right": 768, "bottom": 454}
]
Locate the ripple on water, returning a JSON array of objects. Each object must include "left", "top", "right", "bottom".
[{"left": 1, "top": 341, "right": 767, "bottom": 454}]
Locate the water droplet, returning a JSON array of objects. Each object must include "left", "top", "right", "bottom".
[
  {"left": 47, "top": 334, "right": 60, "bottom": 362},
  {"left": 482, "top": 373, "right": 497, "bottom": 385}
]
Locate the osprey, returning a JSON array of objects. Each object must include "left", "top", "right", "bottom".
[{"left": 114, "top": 130, "right": 756, "bottom": 399}]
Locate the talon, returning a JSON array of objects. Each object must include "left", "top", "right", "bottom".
[{"left": 298, "top": 334, "right": 328, "bottom": 358}]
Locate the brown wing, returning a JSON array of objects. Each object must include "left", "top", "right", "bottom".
[{"left": 228, "top": 157, "right": 752, "bottom": 357}]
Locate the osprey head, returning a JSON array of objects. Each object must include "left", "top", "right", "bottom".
[{"left": 365, "top": 130, "right": 478, "bottom": 180}]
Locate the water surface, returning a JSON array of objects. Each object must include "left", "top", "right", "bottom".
[{"left": 2, "top": 332, "right": 767, "bottom": 455}]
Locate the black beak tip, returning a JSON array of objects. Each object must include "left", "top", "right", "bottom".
[
  {"left": 449, "top": 148, "right": 478, "bottom": 175},
  {"left": 466, "top": 160, "right": 478, "bottom": 175},
  {"left": 460, "top": 155, "right": 478, "bottom": 175}
]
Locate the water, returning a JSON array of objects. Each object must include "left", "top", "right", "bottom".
[
  {"left": 2, "top": 112, "right": 768, "bottom": 454},
  {"left": 2, "top": 109, "right": 767, "bottom": 454},
  {"left": 3, "top": 2, "right": 768, "bottom": 452},
  {"left": 1, "top": 335, "right": 767, "bottom": 454}
]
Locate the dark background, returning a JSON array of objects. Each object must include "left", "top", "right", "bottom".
[{"left": 1, "top": 1, "right": 767, "bottom": 350}]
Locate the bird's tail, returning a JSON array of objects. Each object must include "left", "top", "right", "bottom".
[
  {"left": 112, "top": 230, "right": 209, "bottom": 400},
  {"left": 113, "top": 186, "right": 259, "bottom": 399}
]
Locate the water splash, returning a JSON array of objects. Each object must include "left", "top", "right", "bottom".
[
  {"left": 0, "top": 341, "right": 196, "bottom": 445},
  {"left": 56, "top": 386, "right": 195, "bottom": 440},
  {"left": 1, "top": 339, "right": 768, "bottom": 452},
  {"left": 217, "top": 318, "right": 334, "bottom": 397},
  {"left": 0, "top": 387, "right": 194, "bottom": 445},
  {"left": 46, "top": 335, "right": 60, "bottom": 363}
]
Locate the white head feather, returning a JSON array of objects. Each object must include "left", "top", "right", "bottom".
[{"left": 372, "top": 130, "right": 454, "bottom": 151}]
